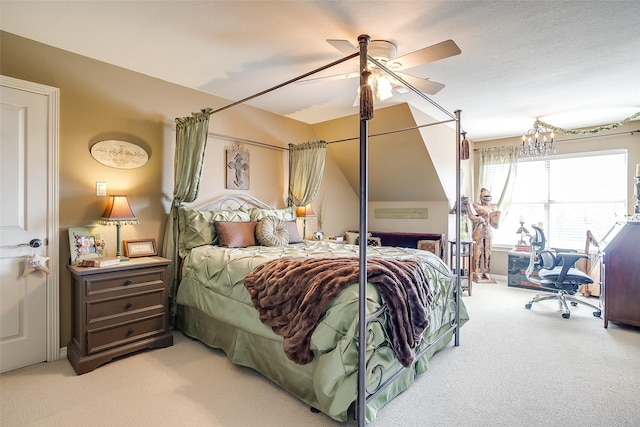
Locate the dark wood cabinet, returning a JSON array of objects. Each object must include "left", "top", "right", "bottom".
[
  {"left": 67, "top": 257, "right": 173, "bottom": 374},
  {"left": 601, "top": 221, "right": 640, "bottom": 328},
  {"left": 507, "top": 250, "right": 544, "bottom": 291}
]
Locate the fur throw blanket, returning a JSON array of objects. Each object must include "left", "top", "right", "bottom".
[{"left": 243, "top": 257, "right": 434, "bottom": 367}]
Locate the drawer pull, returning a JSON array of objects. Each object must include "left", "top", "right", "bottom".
[
  {"left": 124, "top": 302, "right": 133, "bottom": 310},
  {"left": 126, "top": 328, "right": 134, "bottom": 336},
  {"left": 124, "top": 279, "right": 133, "bottom": 285}
]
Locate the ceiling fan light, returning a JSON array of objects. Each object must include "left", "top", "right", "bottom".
[{"left": 376, "top": 75, "right": 393, "bottom": 101}]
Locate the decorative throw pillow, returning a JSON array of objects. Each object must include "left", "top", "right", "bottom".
[
  {"left": 214, "top": 221, "right": 258, "bottom": 248},
  {"left": 283, "top": 220, "right": 303, "bottom": 243},
  {"left": 177, "top": 206, "right": 251, "bottom": 255},
  {"left": 256, "top": 216, "right": 289, "bottom": 247},
  {"left": 210, "top": 209, "right": 251, "bottom": 245}
]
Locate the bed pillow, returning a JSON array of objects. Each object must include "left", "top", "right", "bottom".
[
  {"left": 215, "top": 221, "right": 258, "bottom": 248},
  {"left": 256, "top": 216, "right": 289, "bottom": 247},
  {"left": 245, "top": 206, "right": 296, "bottom": 221},
  {"left": 177, "top": 206, "right": 251, "bottom": 255},
  {"left": 283, "top": 221, "right": 303, "bottom": 243}
]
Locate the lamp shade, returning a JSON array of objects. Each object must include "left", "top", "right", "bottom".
[
  {"left": 98, "top": 195, "right": 139, "bottom": 225},
  {"left": 295, "top": 204, "right": 315, "bottom": 218}
]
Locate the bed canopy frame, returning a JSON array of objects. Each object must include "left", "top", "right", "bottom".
[{"left": 175, "top": 34, "right": 464, "bottom": 426}]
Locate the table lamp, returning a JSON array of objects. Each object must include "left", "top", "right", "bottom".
[
  {"left": 295, "top": 204, "right": 315, "bottom": 239},
  {"left": 97, "top": 195, "right": 139, "bottom": 260},
  {"left": 515, "top": 220, "right": 530, "bottom": 250}
]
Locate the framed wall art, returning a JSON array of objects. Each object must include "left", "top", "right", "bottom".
[
  {"left": 226, "top": 142, "right": 250, "bottom": 190},
  {"left": 123, "top": 238, "right": 158, "bottom": 258},
  {"left": 68, "top": 227, "right": 106, "bottom": 265},
  {"left": 90, "top": 139, "right": 149, "bottom": 169}
]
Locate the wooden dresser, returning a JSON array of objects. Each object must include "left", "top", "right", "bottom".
[
  {"left": 67, "top": 256, "right": 173, "bottom": 374},
  {"left": 601, "top": 221, "right": 640, "bottom": 328}
]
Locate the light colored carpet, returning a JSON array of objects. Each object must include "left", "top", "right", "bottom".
[{"left": 2, "top": 278, "right": 639, "bottom": 427}]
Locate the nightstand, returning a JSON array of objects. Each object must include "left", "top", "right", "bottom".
[{"left": 67, "top": 256, "right": 173, "bottom": 374}]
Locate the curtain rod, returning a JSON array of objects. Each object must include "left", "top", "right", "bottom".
[
  {"left": 326, "top": 118, "right": 456, "bottom": 144},
  {"left": 207, "top": 132, "right": 287, "bottom": 152},
  {"left": 207, "top": 52, "right": 359, "bottom": 116},
  {"left": 474, "top": 128, "right": 640, "bottom": 151}
]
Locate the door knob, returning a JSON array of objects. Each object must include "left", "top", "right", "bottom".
[{"left": 19, "top": 238, "right": 44, "bottom": 248}]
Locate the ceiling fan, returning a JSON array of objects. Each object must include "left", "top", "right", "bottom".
[{"left": 301, "top": 38, "right": 461, "bottom": 99}]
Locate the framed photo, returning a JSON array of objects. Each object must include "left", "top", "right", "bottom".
[
  {"left": 69, "top": 227, "right": 106, "bottom": 265},
  {"left": 123, "top": 238, "right": 157, "bottom": 258}
]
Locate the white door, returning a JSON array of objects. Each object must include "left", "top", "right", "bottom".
[{"left": 0, "top": 76, "right": 59, "bottom": 373}]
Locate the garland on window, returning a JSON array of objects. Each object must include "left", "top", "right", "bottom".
[{"left": 534, "top": 111, "right": 640, "bottom": 135}]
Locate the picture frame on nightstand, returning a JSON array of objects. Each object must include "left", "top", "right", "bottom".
[
  {"left": 123, "top": 238, "right": 157, "bottom": 258},
  {"left": 68, "top": 226, "right": 106, "bottom": 265}
]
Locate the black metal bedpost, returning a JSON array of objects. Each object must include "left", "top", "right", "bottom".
[
  {"left": 287, "top": 143, "right": 292, "bottom": 206},
  {"left": 454, "top": 110, "right": 462, "bottom": 346},
  {"left": 357, "top": 33, "right": 370, "bottom": 427}
]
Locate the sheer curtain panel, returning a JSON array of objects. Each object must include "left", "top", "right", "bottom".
[
  {"left": 477, "top": 146, "right": 519, "bottom": 216},
  {"left": 288, "top": 140, "right": 327, "bottom": 207}
]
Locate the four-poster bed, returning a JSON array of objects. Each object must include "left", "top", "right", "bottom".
[{"left": 164, "top": 34, "right": 467, "bottom": 424}]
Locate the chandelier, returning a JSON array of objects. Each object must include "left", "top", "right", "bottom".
[{"left": 520, "top": 120, "right": 555, "bottom": 158}]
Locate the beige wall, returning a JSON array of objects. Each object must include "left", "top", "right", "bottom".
[{"left": 1, "top": 31, "right": 360, "bottom": 347}]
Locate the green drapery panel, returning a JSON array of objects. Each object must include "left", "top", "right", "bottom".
[
  {"left": 161, "top": 108, "right": 212, "bottom": 323},
  {"left": 288, "top": 140, "right": 327, "bottom": 207},
  {"left": 477, "top": 145, "right": 519, "bottom": 217}
]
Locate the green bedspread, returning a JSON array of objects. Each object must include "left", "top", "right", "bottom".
[{"left": 176, "top": 241, "right": 468, "bottom": 422}]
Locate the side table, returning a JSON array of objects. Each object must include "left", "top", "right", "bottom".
[
  {"left": 449, "top": 241, "right": 475, "bottom": 296},
  {"left": 67, "top": 256, "right": 173, "bottom": 374}
]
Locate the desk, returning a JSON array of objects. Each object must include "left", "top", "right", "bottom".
[
  {"left": 600, "top": 221, "right": 640, "bottom": 328},
  {"left": 449, "top": 241, "right": 474, "bottom": 296}
]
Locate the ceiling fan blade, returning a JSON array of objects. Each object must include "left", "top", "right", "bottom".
[
  {"left": 392, "top": 39, "right": 461, "bottom": 70},
  {"left": 327, "top": 39, "right": 357, "bottom": 55},
  {"left": 396, "top": 73, "right": 446, "bottom": 95}
]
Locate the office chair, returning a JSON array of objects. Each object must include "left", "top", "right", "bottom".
[{"left": 524, "top": 224, "right": 602, "bottom": 319}]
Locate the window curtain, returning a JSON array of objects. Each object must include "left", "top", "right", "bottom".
[
  {"left": 476, "top": 145, "right": 519, "bottom": 217},
  {"left": 288, "top": 140, "right": 327, "bottom": 207},
  {"left": 161, "top": 108, "right": 212, "bottom": 322}
]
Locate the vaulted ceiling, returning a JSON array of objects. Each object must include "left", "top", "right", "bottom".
[{"left": 2, "top": 1, "right": 639, "bottom": 141}]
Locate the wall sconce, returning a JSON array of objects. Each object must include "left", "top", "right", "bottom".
[{"left": 97, "top": 195, "right": 139, "bottom": 260}]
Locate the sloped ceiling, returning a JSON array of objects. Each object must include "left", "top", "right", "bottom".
[{"left": 314, "top": 104, "right": 449, "bottom": 202}]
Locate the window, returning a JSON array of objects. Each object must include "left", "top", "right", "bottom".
[{"left": 491, "top": 150, "right": 627, "bottom": 249}]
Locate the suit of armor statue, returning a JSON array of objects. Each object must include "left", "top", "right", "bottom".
[{"left": 467, "top": 188, "right": 501, "bottom": 282}]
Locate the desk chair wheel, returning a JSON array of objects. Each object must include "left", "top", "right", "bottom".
[
  {"left": 525, "top": 303, "right": 532, "bottom": 309},
  {"left": 593, "top": 311, "right": 602, "bottom": 317},
  {"left": 562, "top": 312, "right": 570, "bottom": 319}
]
